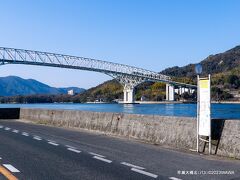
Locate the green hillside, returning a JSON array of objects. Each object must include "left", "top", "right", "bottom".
[
  {"left": 72, "top": 80, "right": 166, "bottom": 102},
  {"left": 79, "top": 45, "right": 240, "bottom": 102},
  {"left": 162, "top": 46, "right": 240, "bottom": 100},
  {"left": 161, "top": 46, "right": 240, "bottom": 78},
  {"left": 72, "top": 80, "right": 123, "bottom": 102}
]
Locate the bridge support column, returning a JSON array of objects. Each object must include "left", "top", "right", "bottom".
[
  {"left": 179, "top": 87, "right": 182, "bottom": 95},
  {"left": 190, "top": 88, "right": 195, "bottom": 94},
  {"left": 111, "top": 74, "right": 144, "bottom": 104},
  {"left": 166, "top": 83, "right": 175, "bottom": 101},
  {"left": 123, "top": 87, "right": 135, "bottom": 103}
]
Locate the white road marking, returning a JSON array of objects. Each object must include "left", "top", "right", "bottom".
[
  {"left": 0, "top": 125, "right": 3, "bottom": 128},
  {"left": 12, "top": 129, "right": 19, "bottom": 133},
  {"left": 121, "top": 162, "right": 145, "bottom": 170},
  {"left": 33, "top": 136, "right": 42, "bottom": 141},
  {"left": 65, "top": 145, "right": 77, "bottom": 149},
  {"left": 4, "top": 127, "right": 10, "bottom": 131},
  {"left": 67, "top": 148, "right": 81, "bottom": 153},
  {"left": 189, "top": 148, "right": 197, "bottom": 152},
  {"left": 93, "top": 156, "right": 112, "bottom": 163},
  {"left": 131, "top": 168, "right": 158, "bottom": 178},
  {"left": 0, "top": 157, "right": 2, "bottom": 159},
  {"left": 3, "top": 164, "right": 20, "bottom": 173},
  {"left": 48, "top": 141, "right": 59, "bottom": 146},
  {"left": 169, "top": 177, "right": 182, "bottom": 180},
  {"left": 22, "top": 132, "right": 29, "bottom": 136},
  {"left": 47, "top": 139, "right": 56, "bottom": 142},
  {"left": 89, "top": 152, "right": 105, "bottom": 158}
]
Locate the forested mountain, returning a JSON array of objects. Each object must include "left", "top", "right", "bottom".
[
  {"left": 0, "top": 76, "right": 85, "bottom": 96},
  {"left": 161, "top": 46, "right": 240, "bottom": 100},
  {"left": 161, "top": 46, "right": 240, "bottom": 78}
]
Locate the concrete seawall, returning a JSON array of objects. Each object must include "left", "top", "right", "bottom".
[{"left": 19, "top": 108, "right": 240, "bottom": 159}]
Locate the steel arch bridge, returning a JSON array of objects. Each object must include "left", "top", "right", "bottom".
[{"left": 0, "top": 47, "right": 196, "bottom": 103}]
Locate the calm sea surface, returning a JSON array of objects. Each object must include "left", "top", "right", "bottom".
[{"left": 0, "top": 103, "right": 239, "bottom": 119}]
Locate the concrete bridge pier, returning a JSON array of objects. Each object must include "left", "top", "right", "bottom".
[
  {"left": 179, "top": 86, "right": 183, "bottom": 95},
  {"left": 111, "top": 74, "right": 144, "bottom": 104},
  {"left": 166, "top": 83, "right": 175, "bottom": 101},
  {"left": 123, "top": 87, "right": 135, "bottom": 103},
  {"left": 190, "top": 88, "right": 195, "bottom": 94}
]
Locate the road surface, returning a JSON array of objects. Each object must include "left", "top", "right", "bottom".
[{"left": 0, "top": 120, "right": 239, "bottom": 180}]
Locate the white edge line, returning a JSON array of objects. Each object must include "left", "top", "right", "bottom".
[
  {"left": 4, "top": 127, "right": 10, "bottom": 130},
  {"left": 89, "top": 152, "right": 105, "bottom": 158},
  {"left": 3, "top": 164, "right": 20, "bottom": 173},
  {"left": 169, "top": 177, "right": 182, "bottom": 180},
  {"left": 12, "top": 129, "right": 19, "bottom": 133},
  {"left": 48, "top": 141, "right": 59, "bottom": 146},
  {"left": 22, "top": 132, "right": 29, "bottom": 136},
  {"left": 33, "top": 136, "right": 42, "bottom": 141},
  {"left": 131, "top": 168, "right": 158, "bottom": 178},
  {"left": 47, "top": 140, "right": 56, "bottom": 142},
  {"left": 121, "top": 162, "right": 145, "bottom": 170},
  {"left": 67, "top": 148, "right": 81, "bottom": 153},
  {"left": 65, "top": 145, "right": 76, "bottom": 149},
  {"left": 93, "top": 156, "right": 112, "bottom": 163},
  {"left": 33, "top": 135, "right": 41, "bottom": 138}
]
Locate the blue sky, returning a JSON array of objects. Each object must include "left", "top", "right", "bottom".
[{"left": 0, "top": 0, "right": 240, "bottom": 88}]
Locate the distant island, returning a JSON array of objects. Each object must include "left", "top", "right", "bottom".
[
  {"left": 0, "top": 45, "right": 240, "bottom": 103},
  {"left": 0, "top": 76, "right": 85, "bottom": 103}
]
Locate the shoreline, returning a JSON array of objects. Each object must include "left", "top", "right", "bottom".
[
  {"left": 212, "top": 101, "right": 240, "bottom": 104},
  {"left": 0, "top": 100, "right": 240, "bottom": 105}
]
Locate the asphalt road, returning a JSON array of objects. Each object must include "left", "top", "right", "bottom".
[{"left": 0, "top": 120, "right": 239, "bottom": 180}]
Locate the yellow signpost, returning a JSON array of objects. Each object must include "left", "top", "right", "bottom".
[{"left": 197, "top": 75, "right": 211, "bottom": 154}]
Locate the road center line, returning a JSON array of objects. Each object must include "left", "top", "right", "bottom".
[
  {"left": 89, "top": 152, "right": 105, "bottom": 158},
  {"left": 0, "top": 165, "right": 18, "bottom": 180},
  {"left": 93, "top": 156, "right": 112, "bottom": 163},
  {"left": 0, "top": 125, "right": 3, "bottom": 128},
  {"left": 48, "top": 141, "right": 59, "bottom": 146},
  {"left": 169, "top": 177, "right": 182, "bottom": 180},
  {"left": 67, "top": 148, "right": 81, "bottom": 153},
  {"left": 12, "top": 129, "right": 19, "bottom": 133},
  {"left": 22, "top": 132, "right": 29, "bottom": 136},
  {"left": 131, "top": 168, "right": 158, "bottom": 179},
  {"left": 4, "top": 127, "right": 10, "bottom": 131},
  {"left": 121, "top": 162, "right": 145, "bottom": 170},
  {"left": 2, "top": 164, "right": 20, "bottom": 173}
]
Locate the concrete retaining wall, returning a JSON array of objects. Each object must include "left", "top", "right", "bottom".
[{"left": 19, "top": 108, "right": 240, "bottom": 159}]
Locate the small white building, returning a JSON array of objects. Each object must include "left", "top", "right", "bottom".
[{"left": 68, "top": 89, "right": 74, "bottom": 96}]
